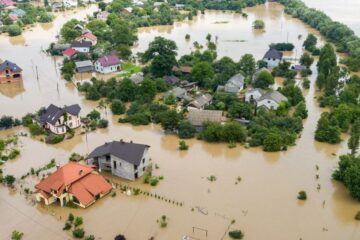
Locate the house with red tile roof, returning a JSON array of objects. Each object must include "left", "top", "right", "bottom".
[
  {"left": 78, "top": 32, "right": 97, "bottom": 45},
  {"left": 63, "top": 48, "right": 77, "bottom": 59},
  {"left": 0, "top": 60, "right": 22, "bottom": 83},
  {"left": 95, "top": 55, "right": 121, "bottom": 74},
  {"left": 35, "top": 163, "right": 112, "bottom": 208}
]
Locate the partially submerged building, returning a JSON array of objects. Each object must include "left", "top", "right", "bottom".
[
  {"left": 262, "top": 48, "right": 283, "bottom": 68},
  {"left": 75, "top": 60, "right": 93, "bottom": 73},
  {"left": 188, "top": 109, "right": 223, "bottom": 130},
  {"left": 37, "top": 104, "right": 81, "bottom": 135},
  {"left": 35, "top": 163, "right": 112, "bottom": 208},
  {"left": 0, "top": 60, "right": 22, "bottom": 83},
  {"left": 87, "top": 140, "right": 150, "bottom": 181},
  {"left": 188, "top": 93, "right": 213, "bottom": 110}
]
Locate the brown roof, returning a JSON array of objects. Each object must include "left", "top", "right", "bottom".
[
  {"left": 36, "top": 163, "right": 112, "bottom": 206},
  {"left": 188, "top": 109, "right": 223, "bottom": 126},
  {"left": 172, "top": 66, "right": 192, "bottom": 73}
]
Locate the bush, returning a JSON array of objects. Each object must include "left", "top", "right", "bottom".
[
  {"left": 177, "top": 121, "right": 196, "bottom": 139},
  {"left": 8, "top": 149, "right": 20, "bottom": 159},
  {"left": 63, "top": 222, "right": 72, "bottom": 230},
  {"left": 68, "top": 213, "right": 74, "bottom": 222},
  {"left": 253, "top": 19, "right": 265, "bottom": 29},
  {"left": 111, "top": 99, "right": 126, "bottom": 115},
  {"left": 21, "top": 114, "right": 33, "bottom": 127},
  {"left": 28, "top": 123, "right": 45, "bottom": 136},
  {"left": 73, "top": 228, "right": 85, "bottom": 238},
  {"left": 229, "top": 230, "right": 244, "bottom": 239},
  {"left": 178, "top": 140, "right": 189, "bottom": 150},
  {"left": 302, "top": 78, "right": 310, "bottom": 89},
  {"left": 85, "top": 235, "right": 95, "bottom": 240},
  {"left": 98, "top": 119, "right": 109, "bottom": 128},
  {"left": 4, "top": 175, "right": 16, "bottom": 186},
  {"left": 74, "top": 217, "right": 83, "bottom": 227},
  {"left": 7, "top": 24, "right": 22, "bottom": 36},
  {"left": 87, "top": 110, "right": 101, "bottom": 121},
  {"left": 297, "top": 191, "right": 307, "bottom": 200},
  {"left": 11, "top": 230, "right": 24, "bottom": 240},
  {"left": 46, "top": 134, "right": 65, "bottom": 144}
]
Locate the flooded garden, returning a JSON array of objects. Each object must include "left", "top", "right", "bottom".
[{"left": 0, "top": 2, "right": 359, "bottom": 240}]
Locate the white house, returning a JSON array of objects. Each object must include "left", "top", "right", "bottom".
[
  {"left": 71, "top": 41, "right": 92, "bottom": 53},
  {"left": 257, "top": 90, "right": 288, "bottom": 110},
  {"left": 95, "top": 55, "right": 121, "bottom": 74},
  {"left": 262, "top": 48, "right": 283, "bottom": 68},
  {"left": 37, "top": 104, "right": 81, "bottom": 135},
  {"left": 245, "top": 88, "right": 266, "bottom": 103},
  {"left": 63, "top": 0, "right": 77, "bottom": 7},
  {"left": 86, "top": 140, "right": 151, "bottom": 181}
]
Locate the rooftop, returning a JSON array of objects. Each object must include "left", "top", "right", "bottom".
[
  {"left": 71, "top": 40, "right": 92, "bottom": 48},
  {"left": 0, "top": 60, "right": 22, "bottom": 73},
  {"left": 39, "top": 104, "right": 81, "bottom": 125},
  {"left": 258, "top": 90, "right": 288, "bottom": 104},
  {"left": 263, "top": 48, "right": 283, "bottom": 60},
  {"left": 97, "top": 55, "right": 121, "bottom": 67},
  {"left": 189, "top": 93, "right": 213, "bottom": 109},
  {"left": 188, "top": 109, "right": 223, "bottom": 126}
]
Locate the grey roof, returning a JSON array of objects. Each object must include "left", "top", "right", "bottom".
[
  {"left": 246, "top": 88, "right": 266, "bottom": 95},
  {"left": 71, "top": 41, "right": 92, "bottom": 48},
  {"left": 130, "top": 72, "right": 144, "bottom": 84},
  {"left": 263, "top": 48, "right": 283, "bottom": 60},
  {"left": 87, "top": 140, "right": 150, "bottom": 166},
  {"left": 224, "top": 73, "right": 244, "bottom": 93},
  {"left": 39, "top": 104, "right": 81, "bottom": 125},
  {"left": 53, "top": 43, "right": 71, "bottom": 51},
  {"left": 258, "top": 90, "right": 288, "bottom": 104},
  {"left": 189, "top": 93, "right": 213, "bottom": 109},
  {"left": 164, "top": 87, "right": 187, "bottom": 99},
  {"left": 0, "top": 60, "right": 22, "bottom": 73},
  {"left": 163, "top": 75, "right": 179, "bottom": 85},
  {"left": 75, "top": 60, "right": 93, "bottom": 68},
  {"left": 188, "top": 109, "right": 223, "bottom": 126}
]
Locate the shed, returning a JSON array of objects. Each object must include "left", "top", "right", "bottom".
[{"left": 75, "top": 60, "right": 93, "bottom": 73}]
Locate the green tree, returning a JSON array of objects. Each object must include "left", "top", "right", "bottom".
[
  {"left": 253, "top": 19, "right": 265, "bottom": 29},
  {"left": 315, "top": 112, "right": 341, "bottom": 144},
  {"left": 228, "top": 102, "right": 253, "bottom": 120},
  {"left": 263, "top": 132, "right": 282, "bottom": 152},
  {"left": 191, "top": 61, "right": 214, "bottom": 88},
  {"left": 213, "top": 57, "right": 238, "bottom": 85},
  {"left": 177, "top": 120, "right": 196, "bottom": 139},
  {"left": 7, "top": 24, "right": 22, "bottom": 36},
  {"left": 87, "top": 110, "right": 101, "bottom": 121},
  {"left": 137, "top": 79, "right": 157, "bottom": 102},
  {"left": 253, "top": 70, "right": 274, "bottom": 89},
  {"left": 60, "top": 19, "right": 81, "bottom": 42},
  {"left": 279, "top": 84, "right": 304, "bottom": 106},
  {"left": 159, "top": 110, "right": 180, "bottom": 131},
  {"left": 141, "top": 37, "right": 177, "bottom": 77},
  {"left": 111, "top": 99, "right": 126, "bottom": 115},
  {"left": 11, "top": 230, "right": 24, "bottom": 240},
  {"left": 300, "top": 52, "right": 314, "bottom": 68},
  {"left": 348, "top": 119, "right": 360, "bottom": 155},
  {"left": 116, "top": 78, "right": 138, "bottom": 102},
  {"left": 221, "top": 122, "right": 246, "bottom": 143},
  {"left": 238, "top": 54, "right": 256, "bottom": 77},
  {"left": 303, "top": 34, "right": 317, "bottom": 51},
  {"left": 294, "top": 101, "right": 308, "bottom": 119}
]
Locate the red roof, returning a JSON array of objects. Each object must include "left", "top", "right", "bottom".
[
  {"left": 8, "top": 15, "right": 17, "bottom": 21},
  {"left": 83, "top": 32, "right": 97, "bottom": 41},
  {"left": 97, "top": 55, "right": 121, "bottom": 67},
  {"left": 1, "top": 0, "right": 15, "bottom": 6},
  {"left": 35, "top": 163, "right": 112, "bottom": 206},
  {"left": 63, "top": 48, "right": 77, "bottom": 57}
]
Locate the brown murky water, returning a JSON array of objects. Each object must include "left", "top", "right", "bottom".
[{"left": 1, "top": 2, "right": 360, "bottom": 240}]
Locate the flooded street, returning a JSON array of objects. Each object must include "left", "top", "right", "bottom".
[{"left": 1, "top": 2, "right": 360, "bottom": 240}]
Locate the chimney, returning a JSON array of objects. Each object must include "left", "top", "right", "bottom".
[
  {"left": 79, "top": 170, "right": 83, "bottom": 176},
  {"left": 56, "top": 164, "right": 60, "bottom": 170},
  {"left": 120, "top": 139, "right": 124, "bottom": 143},
  {"left": 130, "top": 140, "right": 133, "bottom": 143}
]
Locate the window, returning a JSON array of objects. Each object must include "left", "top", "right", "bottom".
[
  {"left": 134, "top": 165, "right": 138, "bottom": 170},
  {"left": 68, "top": 116, "right": 72, "bottom": 120},
  {"left": 142, "top": 158, "right": 145, "bottom": 164},
  {"left": 113, "top": 161, "right": 117, "bottom": 169},
  {"left": 143, "top": 167, "right": 145, "bottom": 171},
  {"left": 106, "top": 155, "right": 111, "bottom": 162},
  {"left": 69, "top": 122, "right": 72, "bottom": 127}
]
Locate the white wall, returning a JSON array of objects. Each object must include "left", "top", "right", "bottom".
[
  {"left": 263, "top": 58, "right": 281, "bottom": 68},
  {"left": 257, "top": 99, "right": 279, "bottom": 110},
  {"left": 95, "top": 62, "right": 120, "bottom": 74}
]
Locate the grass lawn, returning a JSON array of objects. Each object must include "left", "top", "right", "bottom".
[{"left": 118, "top": 62, "right": 142, "bottom": 77}]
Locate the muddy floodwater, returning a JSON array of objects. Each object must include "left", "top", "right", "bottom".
[{"left": 1, "top": 2, "right": 360, "bottom": 240}]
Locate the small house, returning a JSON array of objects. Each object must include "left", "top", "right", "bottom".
[
  {"left": 163, "top": 75, "right": 179, "bottom": 85},
  {"left": 86, "top": 140, "right": 151, "bottom": 181},
  {"left": 10, "top": 8, "right": 26, "bottom": 18},
  {"left": 63, "top": 48, "right": 77, "bottom": 59},
  {"left": 95, "top": 55, "right": 121, "bottom": 74},
  {"left": 188, "top": 109, "right": 223, "bottom": 130},
  {"left": 71, "top": 41, "right": 92, "bottom": 53},
  {"left": 79, "top": 32, "right": 97, "bottom": 45},
  {"left": 224, "top": 73, "right": 244, "bottom": 93},
  {"left": 96, "top": 11, "right": 110, "bottom": 21},
  {"left": 0, "top": 60, "right": 22, "bottom": 83},
  {"left": 188, "top": 93, "right": 213, "bottom": 110},
  {"left": 37, "top": 104, "right": 81, "bottom": 135},
  {"left": 263, "top": 48, "right": 283, "bottom": 68},
  {"left": 164, "top": 87, "right": 187, "bottom": 100},
  {"left": 53, "top": 43, "right": 71, "bottom": 52},
  {"left": 245, "top": 88, "right": 266, "bottom": 103},
  {"left": 257, "top": 90, "right": 288, "bottom": 110},
  {"left": 75, "top": 60, "right": 93, "bottom": 73},
  {"left": 35, "top": 163, "right": 112, "bottom": 208}
]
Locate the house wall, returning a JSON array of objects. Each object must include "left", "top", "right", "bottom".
[
  {"left": 94, "top": 62, "right": 120, "bottom": 74},
  {"left": 45, "top": 113, "right": 81, "bottom": 135},
  {"left": 72, "top": 47, "right": 89, "bottom": 53},
  {"left": 88, "top": 148, "right": 150, "bottom": 181},
  {"left": 0, "top": 69, "right": 22, "bottom": 83},
  {"left": 263, "top": 58, "right": 281, "bottom": 68},
  {"left": 257, "top": 99, "right": 279, "bottom": 110}
]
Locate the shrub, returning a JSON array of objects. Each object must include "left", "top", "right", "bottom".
[
  {"left": 7, "top": 24, "right": 22, "bottom": 36},
  {"left": 85, "top": 235, "right": 95, "bottom": 240},
  {"left": 63, "top": 222, "right": 72, "bottom": 230},
  {"left": 229, "top": 230, "right": 244, "bottom": 239},
  {"left": 158, "top": 215, "right": 168, "bottom": 228},
  {"left": 11, "top": 230, "right": 24, "bottom": 240},
  {"left": 302, "top": 78, "right": 310, "bottom": 89},
  {"left": 73, "top": 228, "right": 85, "bottom": 238},
  {"left": 28, "top": 123, "right": 45, "bottom": 136},
  {"left": 111, "top": 99, "right": 126, "bottom": 115},
  {"left": 253, "top": 19, "right": 265, "bottom": 29},
  {"left": 150, "top": 177, "right": 159, "bottom": 186},
  {"left": 297, "top": 191, "right": 307, "bottom": 200},
  {"left": 178, "top": 140, "right": 189, "bottom": 150},
  {"left": 87, "top": 110, "right": 101, "bottom": 121},
  {"left": 46, "top": 134, "right": 65, "bottom": 144},
  {"left": 68, "top": 213, "right": 74, "bottom": 222},
  {"left": 74, "top": 217, "right": 83, "bottom": 227},
  {"left": 4, "top": 175, "right": 16, "bottom": 186},
  {"left": 98, "top": 119, "right": 109, "bottom": 128},
  {"left": 8, "top": 149, "right": 20, "bottom": 159},
  {"left": 177, "top": 121, "right": 196, "bottom": 139}
]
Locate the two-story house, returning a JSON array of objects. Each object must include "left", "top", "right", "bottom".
[
  {"left": 86, "top": 140, "right": 150, "bottom": 181},
  {"left": 37, "top": 104, "right": 81, "bottom": 135},
  {"left": 0, "top": 60, "right": 22, "bottom": 83},
  {"left": 94, "top": 55, "right": 121, "bottom": 74},
  {"left": 262, "top": 48, "right": 283, "bottom": 68},
  {"left": 70, "top": 40, "right": 92, "bottom": 53},
  {"left": 35, "top": 163, "right": 112, "bottom": 208}
]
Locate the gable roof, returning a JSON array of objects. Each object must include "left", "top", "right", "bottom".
[
  {"left": 263, "top": 48, "right": 283, "bottom": 60},
  {"left": 188, "top": 109, "right": 223, "bottom": 126},
  {"left": 164, "top": 87, "right": 186, "bottom": 99},
  {"left": 63, "top": 48, "right": 77, "bottom": 57},
  {"left": 82, "top": 32, "right": 97, "bottom": 41},
  {"left": 35, "top": 163, "right": 112, "bottom": 207},
  {"left": 96, "top": 55, "right": 121, "bottom": 67},
  {"left": 39, "top": 104, "right": 81, "bottom": 125},
  {"left": 87, "top": 140, "right": 150, "bottom": 166},
  {"left": 0, "top": 60, "right": 22, "bottom": 72},
  {"left": 163, "top": 75, "right": 179, "bottom": 85},
  {"left": 172, "top": 66, "right": 192, "bottom": 73},
  {"left": 258, "top": 90, "right": 288, "bottom": 104},
  {"left": 225, "top": 73, "right": 244, "bottom": 92},
  {"left": 75, "top": 60, "right": 93, "bottom": 68},
  {"left": 189, "top": 93, "right": 213, "bottom": 109},
  {"left": 71, "top": 40, "right": 92, "bottom": 48}
]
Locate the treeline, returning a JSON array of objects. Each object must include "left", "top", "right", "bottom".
[
  {"left": 275, "top": 0, "right": 360, "bottom": 71},
  {"left": 314, "top": 44, "right": 360, "bottom": 144},
  {"left": 167, "top": 0, "right": 265, "bottom": 12}
]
